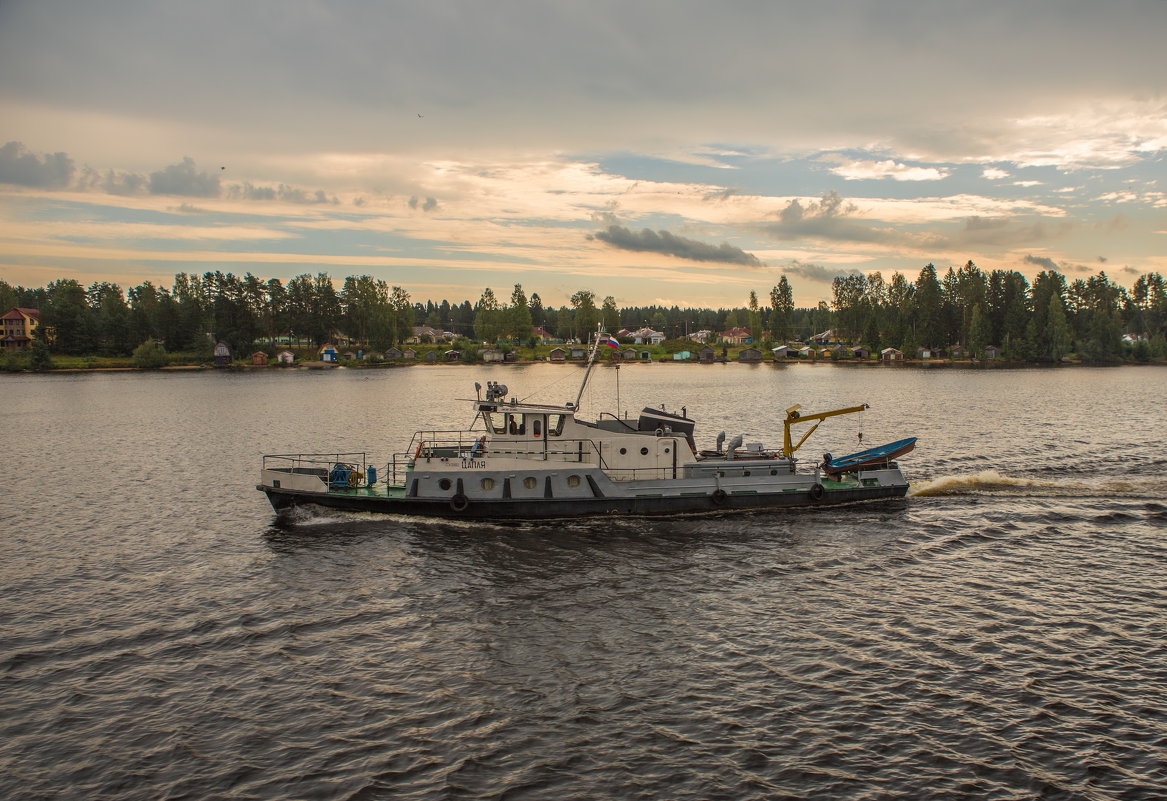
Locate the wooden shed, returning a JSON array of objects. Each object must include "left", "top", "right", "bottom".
[
  {"left": 549, "top": 347, "right": 566, "bottom": 362},
  {"left": 213, "top": 341, "right": 232, "bottom": 368},
  {"left": 881, "top": 347, "right": 904, "bottom": 362},
  {"left": 250, "top": 350, "right": 268, "bottom": 366},
  {"left": 737, "top": 347, "right": 762, "bottom": 362}
]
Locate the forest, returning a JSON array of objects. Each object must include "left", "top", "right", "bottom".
[{"left": 2, "top": 261, "right": 1166, "bottom": 365}]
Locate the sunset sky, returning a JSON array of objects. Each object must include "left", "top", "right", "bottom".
[{"left": 2, "top": 0, "right": 1165, "bottom": 308}]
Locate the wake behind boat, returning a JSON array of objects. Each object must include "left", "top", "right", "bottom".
[{"left": 257, "top": 332, "right": 916, "bottom": 519}]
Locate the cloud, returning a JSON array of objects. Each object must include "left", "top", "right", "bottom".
[
  {"left": 148, "top": 157, "right": 220, "bottom": 197},
  {"left": 228, "top": 182, "right": 337, "bottom": 204},
  {"left": 1023, "top": 254, "right": 1059, "bottom": 271},
  {"left": 762, "top": 190, "right": 886, "bottom": 245},
  {"left": 589, "top": 224, "right": 762, "bottom": 266},
  {"left": 781, "top": 259, "right": 856, "bottom": 283},
  {"left": 982, "top": 167, "right": 1010, "bottom": 180},
  {"left": 0, "top": 141, "right": 74, "bottom": 188},
  {"left": 408, "top": 195, "right": 438, "bottom": 211},
  {"left": 828, "top": 158, "right": 951, "bottom": 182}
]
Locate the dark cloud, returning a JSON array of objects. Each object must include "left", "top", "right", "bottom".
[
  {"left": 148, "top": 157, "right": 220, "bottom": 197},
  {"left": 408, "top": 195, "right": 438, "bottom": 211},
  {"left": 782, "top": 260, "right": 857, "bottom": 283},
  {"left": 0, "top": 141, "right": 74, "bottom": 188},
  {"left": 761, "top": 190, "right": 885, "bottom": 245},
  {"left": 589, "top": 224, "right": 762, "bottom": 266},
  {"left": 703, "top": 187, "right": 741, "bottom": 202},
  {"left": 229, "top": 182, "right": 337, "bottom": 204},
  {"left": 1023, "top": 254, "right": 1059, "bottom": 272}
]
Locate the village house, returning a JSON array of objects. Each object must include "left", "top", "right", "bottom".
[
  {"left": 719, "top": 327, "right": 752, "bottom": 345},
  {"left": 531, "top": 326, "right": 554, "bottom": 343},
  {"left": 810, "top": 329, "right": 842, "bottom": 345},
  {"left": 630, "top": 327, "right": 666, "bottom": 345},
  {"left": 1, "top": 307, "right": 41, "bottom": 350},
  {"left": 881, "top": 347, "right": 904, "bottom": 362},
  {"left": 689, "top": 330, "right": 714, "bottom": 343}
]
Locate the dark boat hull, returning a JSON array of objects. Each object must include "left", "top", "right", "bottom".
[{"left": 259, "top": 482, "right": 909, "bottom": 520}]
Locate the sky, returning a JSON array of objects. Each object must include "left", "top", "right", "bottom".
[{"left": 1, "top": 0, "right": 1165, "bottom": 309}]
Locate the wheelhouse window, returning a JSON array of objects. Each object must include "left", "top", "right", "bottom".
[
  {"left": 532, "top": 418, "right": 543, "bottom": 438},
  {"left": 507, "top": 414, "right": 526, "bottom": 435},
  {"left": 486, "top": 412, "right": 507, "bottom": 435},
  {"left": 547, "top": 414, "right": 565, "bottom": 436}
]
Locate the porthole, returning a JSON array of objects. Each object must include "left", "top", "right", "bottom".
[
  {"left": 619, "top": 447, "right": 627, "bottom": 455},
  {"left": 523, "top": 477, "right": 537, "bottom": 490},
  {"left": 567, "top": 475, "right": 581, "bottom": 488},
  {"left": 743, "top": 470, "right": 751, "bottom": 477},
  {"left": 438, "top": 478, "right": 452, "bottom": 491},
  {"left": 481, "top": 478, "right": 495, "bottom": 491},
  {"left": 664, "top": 447, "right": 670, "bottom": 454},
  {"left": 770, "top": 469, "right": 778, "bottom": 476},
  {"left": 640, "top": 447, "right": 649, "bottom": 455}
]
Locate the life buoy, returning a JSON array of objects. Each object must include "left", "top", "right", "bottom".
[
  {"left": 449, "top": 493, "right": 469, "bottom": 512},
  {"left": 809, "top": 483, "right": 825, "bottom": 501},
  {"left": 711, "top": 488, "right": 728, "bottom": 505}
]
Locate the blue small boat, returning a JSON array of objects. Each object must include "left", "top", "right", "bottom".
[{"left": 822, "top": 437, "right": 917, "bottom": 476}]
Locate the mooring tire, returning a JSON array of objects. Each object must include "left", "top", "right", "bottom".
[
  {"left": 809, "top": 483, "right": 825, "bottom": 502},
  {"left": 449, "top": 493, "right": 469, "bottom": 512},
  {"left": 711, "top": 489, "right": 728, "bottom": 505}
]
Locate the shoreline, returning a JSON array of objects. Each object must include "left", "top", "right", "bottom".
[{"left": 4, "top": 358, "right": 1162, "bottom": 375}]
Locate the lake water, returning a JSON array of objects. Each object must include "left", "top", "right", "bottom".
[{"left": 2, "top": 363, "right": 1166, "bottom": 800}]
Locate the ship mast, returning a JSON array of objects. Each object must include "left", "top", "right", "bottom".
[{"left": 573, "top": 324, "right": 605, "bottom": 410}]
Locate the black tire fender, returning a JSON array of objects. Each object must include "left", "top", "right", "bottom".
[
  {"left": 711, "top": 488, "right": 728, "bottom": 505},
  {"left": 450, "top": 492, "right": 470, "bottom": 512},
  {"left": 809, "top": 483, "right": 825, "bottom": 502}
]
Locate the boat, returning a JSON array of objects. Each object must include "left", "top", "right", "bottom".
[
  {"left": 257, "top": 331, "right": 914, "bottom": 519},
  {"left": 821, "top": 438, "right": 917, "bottom": 477}
]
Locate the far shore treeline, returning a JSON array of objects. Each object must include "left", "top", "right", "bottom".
[{"left": 2, "top": 261, "right": 1166, "bottom": 370}]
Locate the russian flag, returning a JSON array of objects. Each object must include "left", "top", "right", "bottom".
[{"left": 603, "top": 336, "right": 620, "bottom": 348}]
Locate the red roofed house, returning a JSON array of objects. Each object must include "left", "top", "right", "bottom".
[
  {"left": 1, "top": 308, "right": 41, "bottom": 351},
  {"left": 719, "top": 327, "right": 753, "bottom": 345}
]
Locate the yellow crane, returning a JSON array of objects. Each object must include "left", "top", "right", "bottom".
[{"left": 782, "top": 403, "right": 868, "bottom": 458}]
